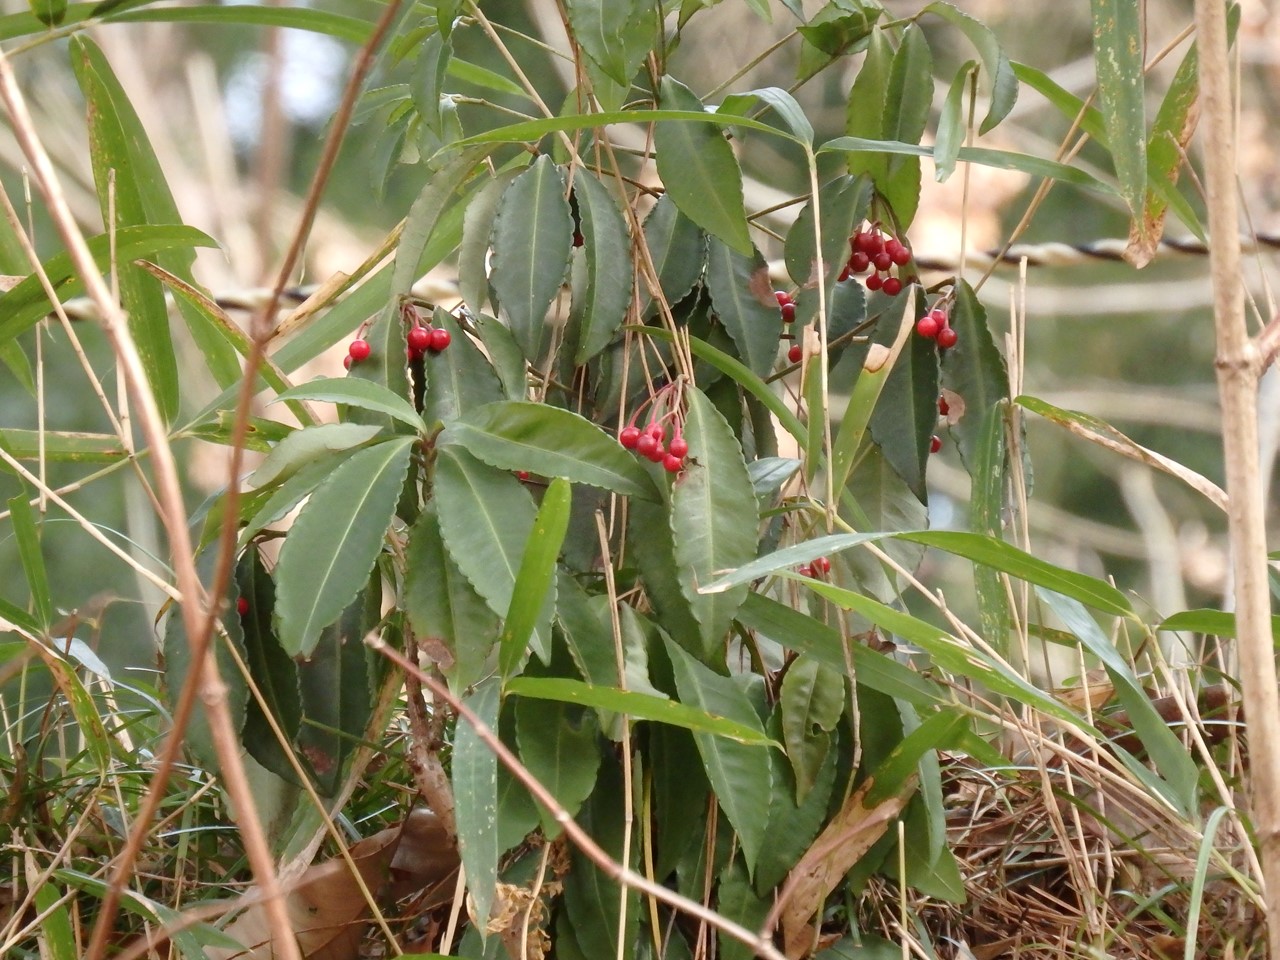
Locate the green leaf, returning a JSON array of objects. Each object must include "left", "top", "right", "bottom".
[
  {"left": 30, "top": 0, "right": 67, "bottom": 26},
  {"left": 1037, "top": 589, "right": 1198, "bottom": 816},
  {"left": 842, "top": 444, "right": 928, "bottom": 602},
  {"left": 458, "top": 168, "right": 520, "bottom": 318},
  {"left": 499, "top": 478, "right": 571, "bottom": 677},
  {"left": 869, "top": 311, "right": 939, "bottom": 502},
  {"left": 406, "top": 503, "right": 500, "bottom": 692},
  {"left": 1089, "top": 0, "right": 1146, "bottom": 228},
  {"left": 844, "top": 27, "right": 892, "bottom": 179},
  {"left": 273, "top": 437, "right": 415, "bottom": 657},
  {"left": 248, "top": 422, "right": 384, "bottom": 489},
  {"left": 671, "top": 388, "right": 759, "bottom": 658},
  {"left": 239, "top": 449, "right": 364, "bottom": 546},
  {"left": 421, "top": 308, "right": 505, "bottom": 426},
  {"left": 718, "top": 86, "right": 813, "bottom": 144},
  {"left": 453, "top": 680, "right": 501, "bottom": 929},
  {"left": 636, "top": 193, "right": 705, "bottom": 319},
  {"left": 514, "top": 695, "right": 600, "bottom": 836},
  {"left": 969, "top": 404, "right": 1010, "bottom": 655},
  {"left": 922, "top": 2, "right": 1019, "bottom": 134},
  {"left": 0, "top": 429, "right": 126, "bottom": 463},
  {"left": 780, "top": 657, "right": 844, "bottom": 802},
  {"left": 737, "top": 593, "right": 943, "bottom": 706},
  {"left": 934, "top": 61, "right": 978, "bottom": 181},
  {"left": 656, "top": 77, "right": 753, "bottom": 256},
  {"left": 489, "top": 155, "right": 574, "bottom": 361},
  {"left": 664, "top": 638, "right": 773, "bottom": 871},
  {"left": 471, "top": 311, "right": 529, "bottom": 401},
  {"left": 798, "top": 3, "right": 880, "bottom": 71},
  {"left": 570, "top": 172, "right": 633, "bottom": 363},
  {"left": 717, "top": 858, "right": 772, "bottom": 960},
  {"left": 0, "top": 340, "right": 33, "bottom": 396},
  {"left": 784, "top": 173, "right": 872, "bottom": 287},
  {"left": 411, "top": 29, "right": 452, "bottom": 142},
  {"left": 0, "top": 224, "right": 217, "bottom": 356},
  {"left": 440, "top": 401, "right": 659, "bottom": 499},
  {"left": 941, "top": 279, "right": 1009, "bottom": 474},
  {"left": 877, "top": 23, "right": 932, "bottom": 228},
  {"left": 1160, "top": 608, "right": 1280, "bottom": 640},
  {"left": 628, "top": 497, "right": 705, "bottom": 655},
  {"left": 294, "top": 584, "right": 376, "bottom": 796},
  {"left": 704, "top": 237, "right": 782, "bottom": 378},
  {"left": 864, "top": 707, "right": 969, "bottom": 805},
  {"left": 8, "top": 488, "right": 51, "bottom": 629},
  {"left": 506, "top": 676, "right": 778, "bottom": 745},
  {"left": 110, "top": 3, "right": 370, "bottom": 40},
  {"left": 433, "top": 447, "right": 551, "bottom": 655},
  {"left": 273, "top": 377, "right": 424, "bottom": 432},
  {"left": 33, "top": 884, "right": 74, "bottom": 960}
]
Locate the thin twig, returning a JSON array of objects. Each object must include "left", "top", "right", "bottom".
[{"left": 368, "top": 638, "right": 789, "bottom": 960}]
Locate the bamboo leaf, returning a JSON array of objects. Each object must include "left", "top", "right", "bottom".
[
  {"left": 440, "top": 401, "right": 659, "bottom": 500},
  {"left": 1089, "top": 0, "right": 1146, "bottom": 229},
  {"left": 969, "top": 403, "right": 1010, "bottom": 655},
  {"left": 273, "top": 377, "right": 424, "bottom": 432},
  {"left": 499, "top": 478, "right": 571, "bottom": 677},
  {"left": 489, "top": 155, "right": 574, "bottom": 361},
  {"left": 656, "top": 78, "right": 753, "bottom": 256},
  {"left": 8, "top": 487, "right": 52, "bottom": 628},
  {"left": 274, "top": 437, "right": 415, "bottom": 657},
  {"left": 718, "top": 86, "right": 813, "bottom": 144},
  {"left": 665, "top": 637, "right": 773, "bottom": 871}
]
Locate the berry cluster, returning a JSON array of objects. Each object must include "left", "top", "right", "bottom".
[
  {"left": 774, "top": 290, "right": 804, "bottom": 364},
  {"left": 620, "top": 420, "right": 688, "bottom": 473},
  {"left": 799, "top": 555, "right": 831, "bottom": 577},
  {"left": 407, "top": 316, "right": 451, "bottom": 360},
  {"left": 841, "top": 226, "right": 913, "bottom": 296},
  {"left": 915, "top": 302, "right": 957, "bottom": 350}
]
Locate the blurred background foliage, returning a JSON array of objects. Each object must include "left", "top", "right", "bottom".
[{"left": 0, "top": 0, "right": 1273, "bottom": 681}]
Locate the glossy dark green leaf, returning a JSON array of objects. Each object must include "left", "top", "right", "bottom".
[
  {"left": 421, "top": 308, "right": 505, "bottom": 426},
  {"left": 628, "top": 497, "right": 705, "bottom": 655},
  {"left": 514, "top": 695, "right": 600, "bottom": 836},
  {"left": 737, "top": 593, "right": 943, "bottom": 706},
  {"left": 842, "top": 445, "right": 928, "bottom": 602},
  {"left": 489, "top": 155, "right": 574, "bottom": 361},
  {"left": 571, "top": 172, "right": 633, "bottom": 363},
  {"left": 784, "top": 174, "right": 872, "bottom": 287},
  {"left": 665, "top": 637, "right": 772, "bottom": 871},
  {"left": 780, "top": 657, "right": 843, "bottom": 802},
  {"left": 969, "top": 403, "right": 1010, "bottom": 655},
  {"left": 458, "top": 168, "right": 520, "bottom": 317},
  {"left": 1089, "top": 0, "right": 1146, "bottom": 227},
  {"left": 434, "top": 446, "right": 551, "bottom": 656},
  {"left": 405, "top": 503, "right": 500, "bottom": 692},
  {"left": 499, "top": 478, "right": 571, "bottom": 677},
  {"left": 248, "top": 422, "right": 383, "bottom": 491},
  {"left": 273, "top": 377, "right": 424, "bottom": 432},
  {"left": 274, "top": 437, "right": 415, "bottom": 657},
  {"left": 869, "top": 313, "right": 938, "bottom": 502},
  {"left": 8, "top": 488, "right": 51, "bottom": 629},
  {"left": 453, "top": 680, "right": 501, "bottom": 929},
  {"left": 656, "top": 77, "right": 752, "bottom": 256},
  {"left": 941, "top": 279, "right": 1009, "bottom": 475},
  {"left": 636, "top": 193, "right": 705, "bottom": 319},
  {"left": 239, "top": 448, "right": 365, "bottom": 546},
  {"left": 237, "top": 548, "right": 303, "bottom": 785},
  {"left": 471, "top": 311, "right": 529, "bottom": 401},
  {"left": 705, "top": 238, "right": 781, "bottom": 378},
  {"left": 506, "top": 677, "right": 777, "bottom": 745},
  {"left": 934, "top": 61, "right": 978, "bottom": 181},
  {"left": 440, "top": 401, "right": 659, "bottom": 499},
  {"left": 717, "top": 858, "right": 772, "bottom": 960},
  {"left": 922, "top": 2, "right": 1019, "bottom": 134},
  {"left": 878, "top": 23, "right": 932, "bottom": 228},
  {"left": 162, "top": 550, "right": 248, "bottom": 774},
  {"left": 843, "top": 26, "right": 892, "bottom": 186},
  {"left": 671, "top": 388, "right": 758, "bottom": 659}
]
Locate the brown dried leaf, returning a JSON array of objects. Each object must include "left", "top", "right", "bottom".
[{"left": 776, "top": 775, "right": 916, "bottom": 960}]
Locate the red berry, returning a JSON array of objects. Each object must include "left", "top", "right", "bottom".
[
  {"left": 937, "top": 327, "right": 958, "bottom": 349},
  {"left": 865, "top": 273, "right": 883, "bottom": 291},
  {"left": 774, "top": 290, "right": 792, "bottom": 306},
  {"left": 872, "top": 252, "right": 893, "bottom": 273},
  {"left": 407, "top": 326, "right": 431, "bottom": 352},
  {"left": 799, "top": 564, "right": 813, "bottom": 577},
  {"left": 428, "top": 327, "right": 451, "bottom": 351},
  {"left": 848, "top": 251, "right": 870, "bottom": 273},
  {"left": 930, "top": 435, "right": 942, "bottom": 453},
  {"left": 619, "top": 425, "right": 642, "bottom": 449},
  {"left": 855, "top": 231, "right": 883, "bottom": 255},
  {"left": 938, "top": 396, "right": 950, "bottom": 416},
  {"left": 663, "top": 454, "right": 683, "bottom": 473},
  {"left": 516, "top": 470, "right": 531, "bottom": 481},
  {"left": 838, "top": 265, "right": 851, "bottom": 282},
  {"left": 636, "top": 434, "right": 659, "bottom": 459},
  {"left": 348, "top": 338, "right": 371, "bottom": 362},
  {"left": 573, "top": 230, "right": 584, "bottom": 247},
  {"left": 916, "top": 315, "right": 940, "bottom": 339},
  {"left": 886, "top": 239, "right": 911, "bottom": 266},
  {"left": 647, "top": 421, "right": 665, "bottom": 442},
  {"left": 781, "top": 302, "right": 796, "bottom": 323},
  {"left": 343, "top": 355, "right": 353, "bottom": 370},
  {"left": 236, "top": 596, "right": 249, "bottom": 617},
  {"left": 669, "top": 436, "right": 689, "bottom": 459},
  {"left": 787, "top": 344, "right": 803, "bottom": 363},
  {"left": 813, "top": 555, "right": 831, "bottom": 574},
  {"left": 929, "top": 307, "right": 948, "bottom": 326},
  {"left": 645, "top": 442, "right": 667, "bottom": 463},
  {"left": 882, "top": 277, "right": 902, "bottom": 296}
]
